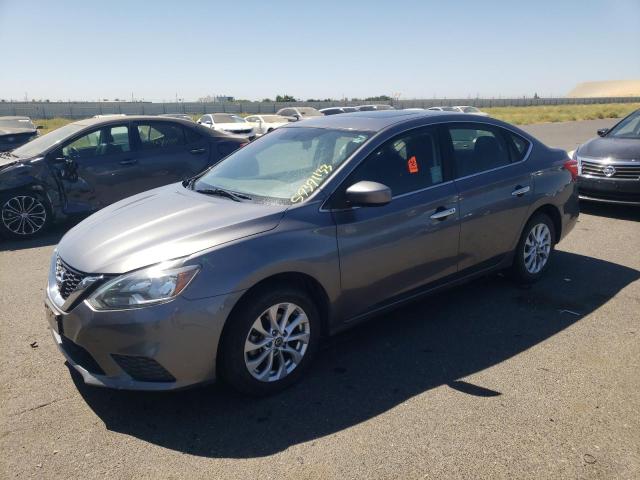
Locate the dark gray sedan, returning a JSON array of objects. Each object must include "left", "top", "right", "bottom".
[{"left": 45, "top": 110, "right": 579, "bottom": 395}]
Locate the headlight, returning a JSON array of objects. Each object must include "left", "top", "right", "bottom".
[{"left": 87, "top": 264, "right": 200, "bottom": 310}]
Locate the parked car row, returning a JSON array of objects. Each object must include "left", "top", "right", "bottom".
[{"left": 427, "top": 105, "right": 490, "bottom": 116}]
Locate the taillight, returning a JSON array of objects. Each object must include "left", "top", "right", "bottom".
[{"left": 563, "top": 159, "right": 578, "bottom": 181}]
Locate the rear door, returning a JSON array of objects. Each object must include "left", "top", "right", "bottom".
[
  {"left": 53, "top": 123, "right": 138, "bottom": 212},
  {"left": 443, "top": 122, "right": 533, "bottom": 271},
  {"left": 331, "top": 126, "right": 460, "bottom": 319},
  {"left": 131, "top": 121, "right": 211, "bottom": 192}
]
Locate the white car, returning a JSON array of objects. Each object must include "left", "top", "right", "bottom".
[
  {"left": 197, "top": 113, "right": 256, "bottom": 139},
  {"left": 452, "top": 106, "right": 490, "bottom": 116},
  {"left": 427, "top": 106, "right": 459, "bottom": 112},
  {"left": 244, "top": 114, "right": 289, "bottom": 136},
  {"left": 276, "top": 107, "right": 323, "bottom": 122}
]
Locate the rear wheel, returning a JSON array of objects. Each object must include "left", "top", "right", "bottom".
[
  {"left": 511, "top": 212, "right": 555, "bottom": 284},
  {"left": 0, "top": 192, "right": 51, "bottom": 239},
  {"left": 219, "top": 285, "right": 320, "bottom": 396}
]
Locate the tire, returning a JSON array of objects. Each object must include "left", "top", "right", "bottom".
[
  {"left": 0, "top": 191, "right": 52, "bottom": 240},
  {"left": 219, "top": 284, "right": 320, "bottom": 396},
  {"left": 510, "top": 212, "right": 556, "bottom": 284}
]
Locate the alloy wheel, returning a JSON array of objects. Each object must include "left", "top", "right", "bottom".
[
  {"left": 523, "top": 223, "right": 551, "bottom": 274},
  {"left": 1, "top": 195, "right": 47, "bottom": 236},
  {"left": 244, "top": 302, "right": 310, "bottom": 382}
]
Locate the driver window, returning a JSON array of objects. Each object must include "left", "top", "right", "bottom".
[{"left": 62, "top": 126, "right": 130, "bottom": 159}]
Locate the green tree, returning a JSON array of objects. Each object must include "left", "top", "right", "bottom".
[{"left": 276, "top": 94, "right": 296, "bottom": 102}]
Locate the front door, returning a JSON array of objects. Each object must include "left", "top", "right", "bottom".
[
  {"left": 332, "top": 126, "right": 460, "bottom": 320},
  {"left": 53, "top": 124, "right": 138, "bottom": 213}
]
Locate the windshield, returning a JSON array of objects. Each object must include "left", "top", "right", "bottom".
[
  {"left": 12, "top": 123, "right": 85, "bottom": 157},
  {"left": 0, "top": 118, "right": 35, "bottom": 129},
  {"left": 193, "top": 127, "right": 371, "bottom": 204},
  {"left": 213, "top": 114, "right": 246, "bottom": 124},
  {"left": 608, "top": 110, "right": 640, "bottom": 139},
  {"left": 462, "top": 106, "right": 480, "bottom": 113}
]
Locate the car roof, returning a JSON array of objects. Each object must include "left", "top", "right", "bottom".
[
  {"left": 69, "top": 115, "right": 231, "bottom": 136},
  {"left": 285, "top": 110, "right": 444, "bottom": 131},
  {"left": 285, "top": 110, "right": 530, "bottom": 136}
]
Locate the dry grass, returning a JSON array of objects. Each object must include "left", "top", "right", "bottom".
[
  {"left": 484, "top": 103, "right": 640, "bottom": 125},
  {"left": 33, "top": 103, "right": 640, "bottom": 134}
]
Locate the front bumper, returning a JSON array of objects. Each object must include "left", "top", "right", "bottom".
[
  {"left": 578, "top": 176, "right": 640, "bottom": 205},
  {"left": 45, "top": 290, "right": 244, "bottom": 391}
]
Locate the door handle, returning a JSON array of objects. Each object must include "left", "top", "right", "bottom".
[
  {"left": 119, "top": 159, "right": 138, "bottom": 166},
  {"left": 190, "top": 148, "right": 206, "bottom": 154},
  {"left": 430, "top": 207, "right": 456, "bottom": 221},
  {"left": 511, "top": 185, "right": 531, "bottom": 197}
]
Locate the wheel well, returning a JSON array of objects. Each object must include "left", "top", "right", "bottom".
[
  {"left": 229, "top": 272, "right": 331, "bottom": 336},
  {"left": 531, "top": 204, "right": 562, "bottom": 243}
]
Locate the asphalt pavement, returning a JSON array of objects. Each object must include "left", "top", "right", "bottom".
[{"left": 1, "top": 118, "right": 638, "bottom": 479}]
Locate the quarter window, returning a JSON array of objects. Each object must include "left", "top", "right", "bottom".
[
  {"left": 346, "top": 127, "right": 444, "bottom": 197},
  {"left": 136, "top": 123, "right": 185, "bottom": 150},
  {"left": 446, "top": 124, "right": 510, "bottom": 177},
  {"left": 505, "top": 132, "right": 530, "bottom": 161}
]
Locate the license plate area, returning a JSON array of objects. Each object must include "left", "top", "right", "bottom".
[{"left": 45, "top": 304, "right": 64, "bottom": 335}]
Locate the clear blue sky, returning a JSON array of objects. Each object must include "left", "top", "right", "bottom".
[{"left": 1, "top": 0, "right": 639, "bottom": 101}]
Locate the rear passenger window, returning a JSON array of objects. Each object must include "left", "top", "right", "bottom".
[
  {"left": 446, "top": 125, "right": 510, "bottom": 177},
  {"left": 347, "top": 127, "right": 444, "bottom": 197},
  {"left": 137, "top": 123, "right": 185, "bottom": 150},
  {"left": 184, "top": 127, "right": 201, "bottom": 144}
]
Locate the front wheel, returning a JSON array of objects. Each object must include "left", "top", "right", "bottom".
[
  {"left": 0, "top": 192, "right": 51, "bottom": 239},
  {"left": 219, "top": 285, "right": 320, "bottom": 396},
  {"left": 511, "top": 212, "right": 555, "bottom": 284}
]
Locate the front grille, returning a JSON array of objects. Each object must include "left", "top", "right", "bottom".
[
  {"left": 225, "top": 128, "right": 252, "bottom": 134},
  {"left": 111, "top": 354, "right": 176, "bottom": 383},
  {"left": 60, "top": 335, "right": 105, "bottom": 374},
  {"left": 55, "top": 256, "right": 86, "bottom": 300},
  {"left": 581, "top": 159, "right": 640, "bottom": 179}
]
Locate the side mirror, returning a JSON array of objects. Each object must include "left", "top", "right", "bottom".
[
  {"left": 345, "top": 181, "right": 392, "bottom": 207},
  {"left": 597, "top": 128, "right": 609, "bottom": 137}
]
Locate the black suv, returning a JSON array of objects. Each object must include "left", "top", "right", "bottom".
[{"left": 0, "top": 116, "right": 247, "bottom": 238}]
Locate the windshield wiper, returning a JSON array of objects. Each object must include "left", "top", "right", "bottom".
[{"left": 195, "top": 187, "right": 252, "bottom": 202}]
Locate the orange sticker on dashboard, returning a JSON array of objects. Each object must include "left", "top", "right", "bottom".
[{"left": 408, "top": 156, "right": 419, "bottom": 174}]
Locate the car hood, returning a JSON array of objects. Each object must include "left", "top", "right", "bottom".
[
  {"left": 216, "top": 123, "right": 252, "bottom": 130},
  {"left": 578, "top": 136, "right": 640, "bottom": 160},
  {"left": 57, "top": 184, "right": 287, "bottom": 274},
  {"left": 0, "top": 127, "right": 36, "bottom": 136}
]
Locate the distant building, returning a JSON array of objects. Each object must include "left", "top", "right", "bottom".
[{"left": 568, "top": 80, "right": 640, "bottom": 98}]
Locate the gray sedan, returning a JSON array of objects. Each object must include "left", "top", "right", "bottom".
[{"left": 45, "top": 110, "right": 579, "bottom": 395}]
